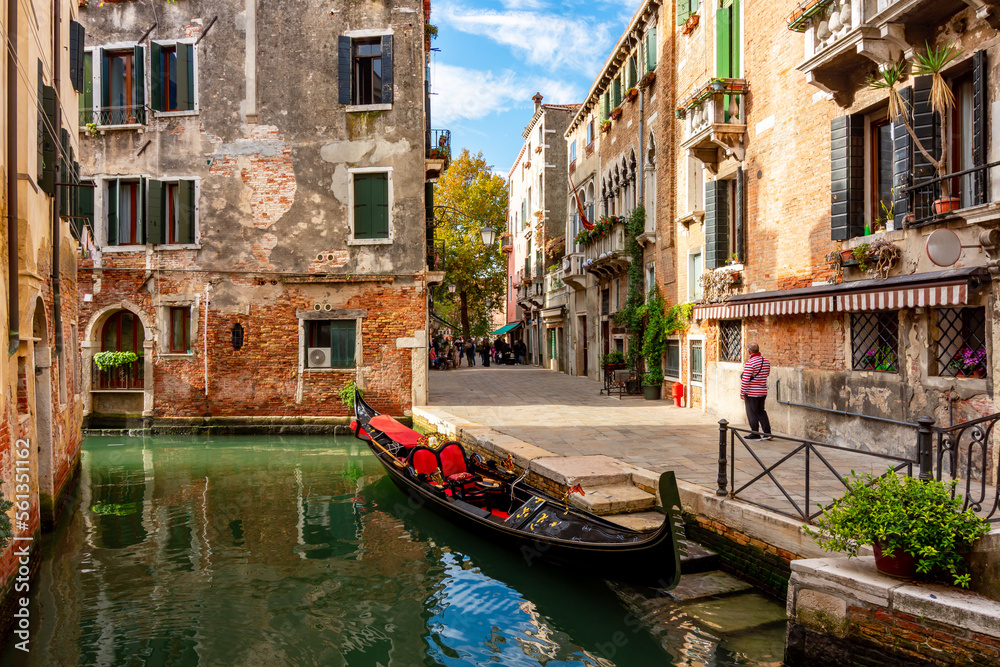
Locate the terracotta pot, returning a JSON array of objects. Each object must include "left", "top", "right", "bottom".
[
  {"left": 872, "top": 540, "right": 919, "bottom": 579},
  {"left": 934, "top": 197, "right": 961, "bottom": 215}
]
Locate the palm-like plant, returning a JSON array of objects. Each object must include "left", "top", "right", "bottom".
[{"left": 868, "top": 43, "right": 963, "bottom": 201}]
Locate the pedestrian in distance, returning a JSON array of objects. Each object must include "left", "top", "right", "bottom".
[
  {"left": 467, "top": 338, "right": 476, "bottom": 367},
  {"left": 740, "top": 342, "right": 772, "bottom": 440},
  {"left": 480, "top": 338, "right": 491, "bottom": 367},
  {"left": 514, "top": 339, "right": 526, "bottom": 365}
]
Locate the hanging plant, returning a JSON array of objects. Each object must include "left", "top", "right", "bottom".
[
  {"left": 851, "top": 238, "right": 900, "bottom": 278},
  {"left": 338, "top": 380, "right": 364, "bottom": 409},
  {"left": 92, "top": 350, "right": 138, "bottom": 371}
]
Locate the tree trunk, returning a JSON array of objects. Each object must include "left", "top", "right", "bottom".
[{"left": 460, "top": 290, "right": 470, "bottom": 337}]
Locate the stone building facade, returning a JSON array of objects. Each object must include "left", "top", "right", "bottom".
[
  {"left": 504, "top": 95, "right": 577, "bottom": 368},
  {"left": 1, "top": 0, "right": 85, "bottom": 638},
  {"left": 76, "top": 0, "right": 436, "bottom": 426}
]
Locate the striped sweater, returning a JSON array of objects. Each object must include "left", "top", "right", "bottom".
[{"left": 740, "top": 354, "right": 770, "bottom": 397}]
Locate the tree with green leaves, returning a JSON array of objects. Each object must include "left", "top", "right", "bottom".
[{"left": 431, "top": 149, "right": 507, "bottom": 337}]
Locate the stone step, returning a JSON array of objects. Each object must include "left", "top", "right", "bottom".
[
  {"left": 569, "top": 483, "right": 656, "bottom": 515},
  {"left": 667, "top": 570, "right": 753, "bottom": 602},
  {"left": 530, "top": 454, "right": 632, "bottom": 487},
  {"left": 678, "top": 538, "right": 719, "bottom": 575}
]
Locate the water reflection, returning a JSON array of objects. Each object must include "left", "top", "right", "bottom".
[{"left": 3, "top": 435, "right": 784, "bottom": 666}]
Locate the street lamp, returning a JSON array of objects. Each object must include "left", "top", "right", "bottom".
[
  {"left": 480, "top": 225, "right": 496, "bottom": 246},
  {"left": 447, "top": 283, "right": 457, "bottom": 294}
]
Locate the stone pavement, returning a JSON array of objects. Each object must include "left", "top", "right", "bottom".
[{"left": 428, "top": 365, "right": 918, "bottom": 519}]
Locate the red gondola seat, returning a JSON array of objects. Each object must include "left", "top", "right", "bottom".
[
  {"left": 438, "top": 441, "right": 487, "bottom": 502},
  {"left": 408, "top": 446, "right": 440, "bottom": 477}
]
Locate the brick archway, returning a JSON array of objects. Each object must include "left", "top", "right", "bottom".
[{"left": 83, "top": 302, "right": 155, "bottom": 419}]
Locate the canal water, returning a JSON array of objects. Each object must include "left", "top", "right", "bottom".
[{"left": 3, "top": 435, "right": 786, "bottom": 666}]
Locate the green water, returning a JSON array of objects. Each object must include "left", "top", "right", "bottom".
[{"left": 2, "top": 435, "right": 786, "bottom": 666}]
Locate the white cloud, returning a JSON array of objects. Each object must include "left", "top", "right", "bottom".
[
  {"left": 431, "top": 63, "right": 579, "bottom": 124},
  {"left": 437, "top": 4, "right": 614, "bottom": 75}
]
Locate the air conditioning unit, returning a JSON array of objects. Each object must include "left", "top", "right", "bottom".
[{"left": 307, "top": 348, "right": 331, "bottom": 368}]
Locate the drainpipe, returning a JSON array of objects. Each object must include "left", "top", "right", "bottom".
[
  {"left": 203, "top": 284, "right": 211, "bottom": 396},
  {"left": 7, "top": 0, "right": 19, "bottom": 355},
  {"left": 51, "top": 0, "right": 63, "bottom": 359}
]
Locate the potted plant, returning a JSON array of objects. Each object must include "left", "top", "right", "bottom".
[
  {"left": 602, "top": 350, "right": 626, "bottom": 370},
  {"left": 639, "top": 70, "right": 656, "bottom": 89},
  {"left": 92, "top": 350, "right": 138, "bottom": 371},
  {"left": 609, "top": 106, "right": 623, "bottom": 120},
  {"left": 642, "top": 367, "right": 663, "bottom": 400},
  {"left": 851, "top": 237, "right": 899, "bottom": 278},
  {"left": 868, "top": 43, "right": 963, "bottom": 215},
  {"left": 949, "top": 346, "right": 987, "bottom": 377},
  {"left": 600, "top": 120, "right": 613, "bottom": 133},
  {"left": 625, "top": 87, "right": 639, "bottom": 102},
  {"left": 681, "top": 12, "right": 700, "bottom": 35},
  {"left": 806, "top": 469, "right": 989, "bottom": 587}
]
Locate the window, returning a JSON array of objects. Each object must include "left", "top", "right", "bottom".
[
  {"left": 351, "top": 171, "right": 390, "bottom": 241},
  {"left": 688, "top": 250, "right": 703, "bottom": 302},
  {"left": 305, "top": 320, "right": 356, "bottom": 368},
  {"left": 613, "top": 78, "right": 622, "bottom": 107},
  {"left": 627, "top": 56, "right": 637, "bottom": 88},
  {"left": 168, "top": 307, "right": 190, "bottom": 353},
  {"left": 665, "top": 339, "right": 681, "bottom": 379},
  {"left": 148, "top": 179, "right": 196, "bottom": 244},
  {"left": 79, "top": 51, "right": 94, "bottom": 126},
  {"left": 705, "top": 173, "right": 745, "bottom": 268},
  {"left": 719, "top": 320, "right": 742, "bottom": 362},
  {"left": 106, "top": 178, "right": 146, "bottom": 246},
  {"left": 950, "top": 71, "right": 976, "bottom": 209},
  {"left": 851, "top": 312, "right": 899, "bottom": 372},
  {"left": 645, "top": 27, "right": 657, "bottom": 72},
  {"left": 569, "top": 141, "right": 577, "bottom": 165},
  {"left": 151, "top": 42, "right": 195, "bottom": 112},
  {"left": 586, "top": 121, "right": 594, "bottom": 148},
  {"left": 99, "top": 46, "right": 146, "bottom": 125},
  {"left": 601, "top": 288, "right": 610, "bottom": 316},
  {"left": 338, "top": 34, "right": 393, "bottom": 107},
  {"left": 870, "top": 113, "right": 894, "bottom": 231},
  {"left": 678, "top": 0, "right": 702, "bottom": 25},
  {"left": 690, "top": 340, "right": 704, "bottom": 383},
  {"left": 935, "top": 307, "right": 987, "bottom": 378},
  {"left": 521, "top": 199, "right": 527, "bottom": 229},
  {"left": 646, "top": 262, "right": 656, "bottom": 295},
  {"left": 99, "top": 311, "right": 144, "bottom": 389},
  {"left": 612, "top": 277, "right": 620, "bottom": 313}
]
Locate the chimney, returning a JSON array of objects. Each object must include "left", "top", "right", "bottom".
[{"left": 532, "top": 92, "right": 543, "bottom": 112}]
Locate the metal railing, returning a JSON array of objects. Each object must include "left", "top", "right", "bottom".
[
  {"left": 426, "top": 240, "right": 445, "bottom": 271},
  {"left": 716, "top": 412, "right": 1000, "bottom": 524},
  {"left": 81, "top": 105, "right": 148, "bottom": 127},
  {"left": 582, "top": 220, "right": 627, "bottom": 264},
  {"left": 428, "top": 129, "right": 451, "bottom": 161},
  {"left": 900, "top": 160, "right": 999, "bottom": 227},
  {"left": 93, "top": 358, "right": 144, "bottom": 390}
]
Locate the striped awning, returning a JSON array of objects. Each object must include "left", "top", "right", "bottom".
[{"left": 694, "top": 275, "right": 977, "bottom": 321}]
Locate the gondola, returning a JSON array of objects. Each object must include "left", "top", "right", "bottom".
[{"left": 351, "top": 391, "right": 683, "bottom": 588}]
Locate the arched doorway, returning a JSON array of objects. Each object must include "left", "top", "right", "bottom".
[
  {"left": 32, "top": 298, "right": 54, "bottom": 522},
  {"left": 98, "top": 310, "right": 145, "bottom": 389}
]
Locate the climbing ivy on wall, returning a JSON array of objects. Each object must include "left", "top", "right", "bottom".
[{"left": 614, "top": 205, "right": 648, "bottom": 369}]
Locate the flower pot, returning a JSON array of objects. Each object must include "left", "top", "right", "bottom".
[
  {"left": 934, "top": 197, "right": 961, "bottom": 215},
  {"left": 873, "top": 540, "right": 919, "bottom": 579},
  {"left": 643, "top": 384, "right": 661, "bottom": 400}
]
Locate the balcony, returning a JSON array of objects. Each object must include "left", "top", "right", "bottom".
[
  {"left": 581, "top": 219, "right": 629, "bottom": 278},
  {"left": 81, "top": 105, "right": 147, "bottom": 130},
  {"left": 426, "top": 129, "right": 451, "bottom": 180},
  {"left": 560, "top": 253, "right": 586, "bottom": 291},
  {"left": 900, "top": 160, "right": 1000, "bottom": 227},
  {"left": 678, "top": 79, "right": 747, "bottom": 175},
  {"left": 789, "top": 0, "right": 999, "bottom": 104}
]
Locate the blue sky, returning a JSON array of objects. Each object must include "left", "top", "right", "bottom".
[{"left": 429, "top": 0, "right": 643, "bottom": 176}]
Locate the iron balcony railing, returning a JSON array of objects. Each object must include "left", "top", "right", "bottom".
[
  {"left": 899, "top": 160, "right": 999, "bottom": 227},
  {"left": 81, "top": 105, "right": 148, "bottom": 127},
  {"left": 428, "top": 129, "right": 451, "bottom": 161},
  {"left": 93, "top": 358, "right": 144, "bottom": 390},
  {"left": 426, "top": 240, "right": 445, "bottom": 271}
]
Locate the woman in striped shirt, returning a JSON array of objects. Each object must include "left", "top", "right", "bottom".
[{"left": 740, "top": 343, "right": 772, "bottom": 440}]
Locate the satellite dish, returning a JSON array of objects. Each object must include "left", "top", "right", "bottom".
[{"left": 926, "top": 228, "right": 962, "bottom": 267}]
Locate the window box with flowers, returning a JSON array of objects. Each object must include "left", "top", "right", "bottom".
[
  {"left": 681, "top": 13, "right": 700, "bottom": 35},
  {"left": 574, "top": 215, "right": 619, "bottom": 246},
  {"left": 599, "top": 120, "right": 612, "bottom": 134},
  {"left": 949, "top": 347, "right": 987, "bottom": 378},
  {"left": 609, "top": 106, "right": 623, "bottom": 121},
  {"left": 625, "top": 87, "right": 639, "bottom": 102},
  {"left": 639, "top": 70, "right": 656, "bottom": 89}
]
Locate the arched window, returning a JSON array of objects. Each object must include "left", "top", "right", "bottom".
[
  {"left": 102, "top": 311, "right": 145, "bottom": 354},
  {"left": 586, "top": 182, "right": 595, "bottom": 224}
]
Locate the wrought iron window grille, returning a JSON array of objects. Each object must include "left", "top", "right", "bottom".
[
  {"left": 719, "top": 320, "right": 742, "bottom": 362},
  {"left": 935, "top": 307, "right": 987, "bottom": 378},
  {"left": 851, "top": 311, "right": 899, "bottom": 372}
]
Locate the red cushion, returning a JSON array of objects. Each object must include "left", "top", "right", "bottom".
[
  {"left": 350, "top": 421, "right": 368, "bottom": 438},
  {"left": 368, "top": 415, "right": 422, "bottom": 447},
  {"left": 409, "top": 447, "right": 438, "bottom": 476},
  {"left": 439, "top": 443, "right": 467, "bottom": 479},
  {"left": 447, "top": 471, "right": 474, "bottom": 482}
]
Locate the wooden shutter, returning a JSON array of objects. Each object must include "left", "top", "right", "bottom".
[
  {"left": 613, "top": 79, "right": 621, "bottom": 107},
  {"left": 138, "top": 177, "right": 147, "bottom": 243},
  {"left": 354, "top": 174, "right": 373, "bottom": 238},
  {"left": 705, "top": 179, "right": 729, "bottom": 269},
  {"left": 646, "top": 27, "right": 657, "bottom": 72},
  {"left": 147, "top": 180, "right": 165, "bottom": 244},
  {"left": 831, "top": 114, "right": 865, "bottom": 240},
  {"left": 37, "top": 62, "right": 46, "bottom": 188},
  {"left": 338, "top": 36, "right": 352, "bottom": 105},
  {"left": 735, "top": 166, "right": 746, "bottom": 263},
  {"left": 178, "top": 180, "right": 195, "bottom": 243},
  {"left": 381, "top": 34, "right": 393, "bottom": 104},
  {"left": 149, "top": 42, "right": 162, "bottom": 111},
  {"left": 627, "top": 57, "right": 637, "bottom": 88},
  {"left": 59, "top": 130, "right": 71, "bottom": 216},
  {"left": 373, "top": 173, "right": 389, "bottom": 237},
  {"left": 892, "top": 86, "right": 913, "bottom": 228},
  {"left": 911, "top": 75, "right": 938, "bottom": 180},
  {"left": 79, "top": 180, "right": 94, "bottom": 234},
  {"left": 107, "top": 179, "right": 119, "bottom": 246},
  {"left": 40, "top": 84, "right": 57, "bottom": 196},
  {"left": 133, "top": 45, "right": 145, "bottom": 113},
  {"left": 330, "top": 320, "right": 356, "bottom": 368},
  {"left": 177, "top": 42, "right": 194, "bottom": 111},
  {"left": 973, "top": 49, "right": 988, "bottom": 206},
  {"left": 69, "top": 21, "right": 85, "bottom": 92},
  {"left": 717, "top": 3, "right": 731, "bottom": 78},
  {"left": 100, "top": 48, "right": 110, "bottom": 108},
  {"left": 678, "top": 0, "right": 691, "bottom": 25},
  {"left": 81, "top": 52, "right": 93, "bottom": 123}
]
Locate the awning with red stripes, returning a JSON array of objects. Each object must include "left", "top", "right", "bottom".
[{"left": 692, "top": 269, "right": 983, "bottom": 321}]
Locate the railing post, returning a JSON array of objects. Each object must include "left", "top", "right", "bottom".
[
  {"left": 917, "top": 416, "right": 935, "bottom": 481},
  {"left": 717, "top": 419, "right": 729, "bottom": 496}
]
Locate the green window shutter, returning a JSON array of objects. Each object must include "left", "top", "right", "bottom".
[
  {"left": 646, "top": 28, "right": 657, "bottom": 71},
  {"left": 132, "top": 45, "right": 145, "bottom": 116},
  {"left": 612, "top": 79, "right": 621, "bottom": 107},
  {"left": 79, "top": 180, "right": 94, "bottom": 240},
  {"left": 717, "top": 3, "right": 732, "bottom": 78},
  {"left": 138, "top": 177, "right": 147, "bottom": 243},
  {"left": 705, "top": 179, "right": 729, "bottom": 269},
  {"left": 178, "top": 180, "right": 195, "bottom": 243},
  {"left": 107, "top": 179, "right": 119, "bottom": 246},
  {"left": 40, "top": 84, "right": 57, "bottom": 196},
  {"left": 69, "top": 21, "right": 84, "bottom": 92},
  {"left": 81, "top": 52, "right": 93, "bottom": 124},
  {"left": 354, "top": 174, "right": 373, "bottom": 239},
  {"left": 330, "top": 320, "right": 356, "bottom": 367},
  {"left": 628, "top": 57, "right": 637, "bottom": 88},
  {"left": 59, "top": 130, "right": 71, "bottom": 216},
  {"left": 100, "top": 48, "right": 110, "bottom": 109},
  {"left": 373, "top": 173, "right": 389, "bottom": 238},
  {"left": 150, "top": 42, "right": 162, "bottom": 111},
  {"left": 177, "top": 42, "right": 194, "bottom": 111},
  {"left": 380, "top": 35, "right": 393, "bottom": 104},
  {"left": 147, "top": 180, "right": 165, "bottom": 244},
  {"left": 732, "top": 0, "right": 741, "bottom": 78},
  {"left": 678, "top": 0, "right": 691, "bottom": 26}
]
